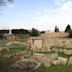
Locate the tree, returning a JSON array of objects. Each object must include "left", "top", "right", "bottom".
[
  {"left": 40, "top": 31, "right": 45, "bottom": 34},
  {"left": 11, "top": 29, "right": 30, "bottom": 34},
  {"left": 19, "top": 29, "right": 30, "bottom": 34},
  {"left": 0, "top": 0, "right": 13, "bottom": 7},
  {"left": 69, "top": 30, "right": 72, "bottom": 38},
  {"left": 0, "top": 30, "right": 9, "bottom": 39},
  {"left": 54, "top": 26, "right": 59, "bottom": 32},
  {"left": 65, "top": 24, "right": 71, "bottom": 32},
  {"left": 30, "top": 28, "right": 39, "bottom": 36}
]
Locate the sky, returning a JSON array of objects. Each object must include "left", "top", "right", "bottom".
[{"left": 0, "top": 0, "right": 72, "bottom": 31}]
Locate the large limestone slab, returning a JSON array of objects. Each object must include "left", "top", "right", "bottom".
[
  {"left": 63, "top": 50, "right": 72, "bottom": 55},
  {"left": 68, "top": 57, "right": 72, "bottom": 65},
  {"left": 32, "top": 53, "right": 58, "bottom": 67},
  {"left": 58, "top": 57, "right": 68, "bottom": 65}
]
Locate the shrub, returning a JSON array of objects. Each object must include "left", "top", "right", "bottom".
[
  {"left": 40, "top": 31, "right": 45, "bottom": 34},
  {"left": 69, "top": 30, "right": 72, "bottom": 38},
  {"left": 54, "top": 26, "right": 59, "bottom": 32},
  {"left": 65, "top": 24, "right": 71, "bottom": 32},
  {"left": 11, "top": 29, "right": 30, "bottom": 34},
  {"left": 30, "top": 28, "right": 39, "bottom": 36}
]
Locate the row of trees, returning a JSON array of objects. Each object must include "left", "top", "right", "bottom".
[
  {"left": 11, "top": 28, "right": 39, "bottom": 36},
  {"left": 0, "top": 25, "right": 72, "bottom": 37},
  {"left": 54, "top": 24, "right": 71, "bottom": 32},
  {"left": 30, "top": 24, "right": 72, "bottom": 37},
  {"left": 0, "top": 28, "right": 39, "bottom": 36},
  {"left": 0, "top": 0, "right": 72, "bottom": 37},
  {"left": 54, "top": 24, "right": 72, "bottom": 38}
]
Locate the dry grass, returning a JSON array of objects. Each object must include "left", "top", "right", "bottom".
[{"left": 41, "top": 32, "right": 69, "bottom": 38}]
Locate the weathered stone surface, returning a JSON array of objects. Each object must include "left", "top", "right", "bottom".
[
  {"left": 32, "top": 53, "right": 45, "bottom": 60},
  {"left": 31, "top": 53, "right": 50, "bottom": 67},
  {"left": 63, "top": 50, "right": 72, "bottom": 55},
  {"left": 5, "top": 41, "right": 29, "bottom": 49},
  {"left": 51, "top": 57, "right": 68, "bottom": 65},
  {"left": 13, "top": 59, "right": 41, "bottom": 71},
  {"left": 68, "top": 57, "right": 72, "bottom": 65},
  {"left": 15, "top": 50, "right": 32, "bottom": 59},
  {"left": 41, "top": 56, "right": 51, "bottom": 67},
  {"left": 0, "top": 48, "right": 3, "bottom": 51},
  {"left": 58, "top": 57, "right": 68, "bottom": 65},
  {"left": 29, "top": 36, "right": 72, "bottom": 51},
  {"left": 51, "top": 60, "right": 61, "bottom": 65},
  {"left": 32, "top": 53, "right": 58, "bottom": 67},
  {"left": 47, "top": 53, "right": 58, "bottom": 61}
]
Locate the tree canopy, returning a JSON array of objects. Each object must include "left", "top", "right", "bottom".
[
  {"left": 11, "top": 29, "right": 30, "bottom": 34},
  {"left": 30, "top": 28, "right": 39, "bottom": 36},
  {"left": 65, "top": 24, "right": 71, "bottom": 32},
  {"left": 54, "top": 26, "right": 59, "bottom": 32}
]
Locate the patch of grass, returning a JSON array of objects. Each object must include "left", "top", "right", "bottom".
[
  {"left": 58, "top": 52, "right": 71, "bottom": 59},
  {"left": 33, "top": 50, "right": 55, "bottom": 54},
  {"left": 35, "top": 64, "right": 72, "bottom": 72},
  {"left": 9, "top": 47, "right": 26, "bottom": 53},
  {"left": 0, "top": 47, "right": 27, "bottom": 57},
  {"left": 64, "top": 48, "right": 72, "bottom": 50},
  {"left": 35, "top": 64, "right": 49, "bottom": 72}
]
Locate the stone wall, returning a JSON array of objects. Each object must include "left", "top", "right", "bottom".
[
  {"left": 30, "top": 37, "right": 72, "bottom": 51},
  {"left": 43, "top": 38, "right": 72, "bottom": 49},
  {"left": 41, "top": 32, "right": 69, "bottom": 38},
  {"left": 29, "top": 37, "right": 43, "bottom": 51}
]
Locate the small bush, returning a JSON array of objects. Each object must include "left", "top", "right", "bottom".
[
  {"left": 40, "top": 31, "right": 45, "bottom": 34},
  {"left": 11, "top": 29, "right": 30, "bottom": 34},
  {"left": 69, "top": 30, "right": 72, "bottom": 38},
  {"left": 54, "top": 26, "right": 59, "bottom": 32},
  {"left": 30, "top": 28, "right": 39, "bottom": 36},
  {"left": 65, "top": 24, "right": 71, "bottom": 32}
]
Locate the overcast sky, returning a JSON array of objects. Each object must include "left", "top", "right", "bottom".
[{"left": 0, "top": 0, "right": 72, "bottom": 31}]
